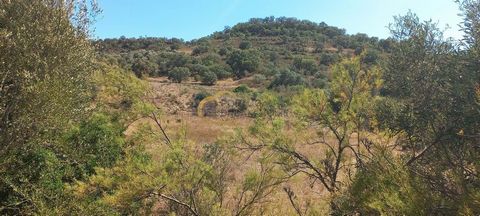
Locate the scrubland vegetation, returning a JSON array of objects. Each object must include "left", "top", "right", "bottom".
[{"left": 1, "top": 0, "right": 480, "bottom": 215}]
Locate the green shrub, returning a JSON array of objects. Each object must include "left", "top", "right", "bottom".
[
  {"left": 226, "top": 50, "right": 260, "bottom": 78},
  {"left": 210, "top": 65, "right": 232, "bottom": 79},
  {"left": 239, "top": 41, "right": 252, "bottom": 50},
  {"left": 333, "top": 149, "right": 431, "bottom": 216},
  {"left": 312, "top": 78, "right": 328, "bottom": 89},
  {"left": 200, "top": 70, "right": 218, "bottom": 85},
  {"left": 168, "top": 67, "right": 191, "bottom": 83},
  {"left": 361, "top": 49, "right": 380, "bottom": 65},
  {"left": 269, "top": 69, "right": 305, "bottom": 88},
  {"left": 292, "top": 57, "right": 318, "bottom": 75},
  {"left": 190, "top": 64, "right": 209, "bottom": 76},
  {"left": 218, "top": 47, "right": 229, "bottom": 56},
  {"left": 192, "top": 44, "right": 209, "bottom": 55},
  {"left": 320, "top": 53, "right": 340, "bottom": 66},
  {"left": 63, "top": 113, "right": 125, "bottom": 176}
]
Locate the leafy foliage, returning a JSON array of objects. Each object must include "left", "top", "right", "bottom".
[
  {"left": 168, "top": 67, "right": 191, "bottom": 83},
  {"left": 3, "top": 1, "right": 480, "bottom": 215},
  {"left": 333, "top": 148, "right": 431, "bottom": 215},
  {"left": 377, "top": 11, "right": 480, "bottom": 213},
  {"left": 62, "top": 113, "right": 125, "bottom": 176},
  {"left": 200, "top": 70, "right": 218, "bottom": 85},
  {"left": 226, "top": 50, "right": 261, "bottom": 78},
  {"left": 95, "top": 16, "right": 387, "bottom": 88},
  {"left": 269, "top": 69, "right": 305, "bottom": 88}
]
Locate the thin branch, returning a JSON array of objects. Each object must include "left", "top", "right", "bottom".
[
  {"left": 153, "top": 192, "right": 200, "bottom": 216},
  {"left": 284, "top": 186, "right": 303, "bottom": 216},
  {"left": 405, "top": 135, "right": 444, "bottom": 166},
  {"left": 150, "top": 111, "right": 172, "bottom": 147}
]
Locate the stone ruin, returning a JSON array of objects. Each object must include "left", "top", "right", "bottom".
[{"left": 197, "top": 92, "right": 247, "bottom": 117}]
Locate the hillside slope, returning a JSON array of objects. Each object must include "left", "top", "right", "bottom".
[{"left": 95, "top": 17, "right": 391, "bottom": 90}]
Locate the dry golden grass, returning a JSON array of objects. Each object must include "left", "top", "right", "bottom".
[
  {"left": 125, "top": 114, "right": 336, "bottom": 214},
  {"left": 164, "top": 114, "right": 251, "bottom": 144},
  {"left": 125, "top": 78, "right": 379, "bottom": 214}
]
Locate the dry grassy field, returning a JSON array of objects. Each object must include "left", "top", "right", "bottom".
[{"left": 123, "top": 78, "right": 355, "bottom": 214}]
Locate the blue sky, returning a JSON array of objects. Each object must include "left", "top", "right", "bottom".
[{"left": 94, "top": 0, "right": 463, "bottom": 41}]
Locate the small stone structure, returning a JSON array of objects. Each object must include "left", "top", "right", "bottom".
[
  {"left": 197, "top": 91, "right": 246, "bottom": 117},
  {"left": 201, "top": 99, "right": 218, "bottom": 117}
]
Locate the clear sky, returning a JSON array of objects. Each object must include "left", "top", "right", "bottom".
[{"left": 94, "top": 0, "right": 463, "bottom": 41}]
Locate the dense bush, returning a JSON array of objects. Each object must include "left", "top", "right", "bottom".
[
  {"left": 131, "top": 58, "right": 157, "bottom": 78},
  {"left": 168, "top": 67, "right": 191, "bottom": 83},
  {"left": 269, "top": 69, "right": 305, "bottom": 88},
  {"left": 320, "top": 53, "right": 340, "bottom": 65},
  {"left": 218, "top": 47, "right": 229, "bottom": 56},
  {"left": 200, "top": 53, "right": 223, "bottom": 66},
  {"left": 239, "top": 41, "right": 252, "bottom": 49},
  {"left": 200, "top": 70, "right": 218, "bottom": 85},
  {"left": 209, "top": 64, "right": 232, "bottom": 79},
  {"left": 311, "top": 77, "right": 328, "bottom": 88},
  {"left": 292, "top": 56, "right": 318, "bottom": 75},
  {"left": 63, "top": 113, "right": 125, "bottom": 176},
  {"left": 189, "top": 63, "right": 209, "bottom": 76},
  {"left": 226, "top": 50, "right": 261, "bottom": 78},
  {"left": 361, "top": 48, "right": 380, "bottom": 65},
  {"left": 192, "top": 44, "right": 209, "bottom": 55},
  {"left": 333, "top": 149, "right": 430, "bottom": 215}
]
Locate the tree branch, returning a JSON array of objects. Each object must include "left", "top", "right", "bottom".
[{"left": 153, "top": 192, "right": 200, "bottom": 216}]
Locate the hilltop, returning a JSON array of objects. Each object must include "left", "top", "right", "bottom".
[{"left": 95, "top": 17, "right": 391, "bottom": 90}]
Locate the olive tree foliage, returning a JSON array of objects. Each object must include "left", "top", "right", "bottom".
[
  {"left": 0, "top": 0, "right": 99, "bottom": 155},
  {"left": 200, "top": 70, "right": 218, "bottom": 85},
  {"left": 235, "top": 56, "right": 382, "bottom": 212},
  {"left": 376, "top": 8, "right": 480, "bottom": 214},
  {"left": 226, "top": 50, "right": 261, "bottom": 78},
  {"left": 168, "top": 67, "right": 191, "bottom": 83},
  {"left": 269, "top": 69, "right": 305, "bottom": 88},
  {"left": 458, "top": 0, "right": 480, "bottom": 57},
  {"left": 331, "top": 5, "right": 480, "bottom": 215},
  {"left": 0, "top": 61, "right": 154, "bottom": 214},
  {"left": 0, "top": 0, "right": 102, "bottom": 214}
]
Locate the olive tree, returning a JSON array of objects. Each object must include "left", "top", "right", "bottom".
[
  {"left": 377, "top": 9, "right": 480, "bottom": 214},
  {"left": 168, "top": 67, "right": 191, "bottom": 83},
  {"left": 0, "top": 0, "right": 100, "bottom": 214},
  {"left": 226, "top": 50, "right": 260, "bottom": 78}
]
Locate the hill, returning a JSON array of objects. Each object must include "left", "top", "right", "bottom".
[
  {"left": 3, "top": 1, "right": 480, "bottom": 214},
  {"left": 95, "top": 17, "right": 392, "bottom": 89}
]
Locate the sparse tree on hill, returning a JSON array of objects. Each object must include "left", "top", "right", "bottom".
[
  {"left": 226, "top": 50, "right": 260, "bottom": 78},
  {"left": 239, "top": 41, "right": 252, "bottom": 50},
  {"left": 168, "top": 67, "right": 191, "bottom": 83},
  {"left": 200, "top": 70, "right": 218, "bottom": 85}
]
